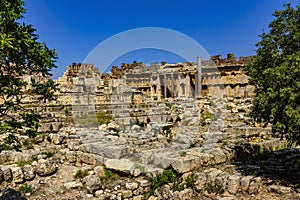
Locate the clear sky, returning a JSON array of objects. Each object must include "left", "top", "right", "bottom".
[{"left": 23, "top": 0, "right": 299, "bottom": 79}]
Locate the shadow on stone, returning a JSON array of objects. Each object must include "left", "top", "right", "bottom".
[
  {"left": 0, "top": 188, "right": 27, "bottom": 200},
  {"left": 233, "top": 143, "right": 300, "bottom": 188}
]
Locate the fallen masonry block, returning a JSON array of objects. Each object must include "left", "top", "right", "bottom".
[{"left": 105, "top": 159, "right": 135, "bottom": 175}]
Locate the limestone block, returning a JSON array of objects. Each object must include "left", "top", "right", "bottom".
[
  {"left": 171, "top": 155, "right": 200, "bottom": 173},
  {"left": 94, "top": 166, "right": 105, "bottom": 177},
  {"left": 1, "top": 166, "right": 12, "bottom": 181},
  {"left": 103, "top": 145, "right": 128, "bottom": 159},
  {"left": 35, "top": 158, "right": 58, "bottom": 176},
  {"left": 64, "top": 181, "right": 83, "bottom": 190},
  {"left": 0, "top": 170, "right": 3, "bottom": 184},
  {"left": 125, "top": 182, "right": 139, "bottom": 190},
  {"left": 226, "top": 175, "right": 241, "bottom": 194},
  {"left": 77, "top": 152, "right": 104, "bottom": 165},
  {"left": 50, "top": 133, "right": 66, "bottom": 145},
  {"left": 105, "top": 159, "right": 135, "bottom": 175},
  {"left": 240, "top": 176, "right": 252, "bottom": 192},
  {"left": 23, "top": 165, "right": 36, "bottom": 180},
  {"left": 215, "top": 173, "right": 228, "bottom": 188},
  {"left": 133, "top": 195, "right": 144, "bottom": 200},
  {"left": 268, "top": 185, "right": 292, "bottom": 194},
  {"left": 0, "top": 151, "right": 8, "bottom": 163},
  {"left": 65, "top": 150, "right": 77, "bottom": 163},
  {"left": 212, "top": 148, "right": 227, "bottom": 164},
  {"left": 67, "top": 139, "right": 81, "bottom": 151},
  {"left": 11, "top": 167, "right": 24, "bottom": 183},
  {"left": 205, "top": 168, "right": 222, "bottom": 182},
  {"left": 195, "top": 172, "right": 207, "bottom": 190},
  {"left": 83, "top": 175, "right": 102, "bottom": 193},
  {"left": 122, "top": 190, "right": 133, "bottom": 198},
  {"left": 248, "top": 177, "right": 261, "bottom": 194}
]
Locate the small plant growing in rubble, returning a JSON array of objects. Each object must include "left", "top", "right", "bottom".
[
  {"left": 205, "top": 182, "right": 224, "bottom": 195},
  {"left": 96, "top": 111, "right": 112, "bottom": 125},
  {"left": 74, "top": 169, "right": 89, "bottom": 179},
  {"left": 100, "top": 167, "right": 120, "bottom": 189},
  {"left": 19, "top": 183, "right": 33, "bottom": 194}
]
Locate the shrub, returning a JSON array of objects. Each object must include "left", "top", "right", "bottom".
[
  {"left": 96, "top": 112, "right": 112, "bottom": 125},
  {"left": 43, "top": 151, "right": 54, "bottom": 158},
  {"left": 205, "top": 182, "right": 224, "bottom": 195},
  {"left": 74, "top": 169, "right": 89, "bottom": 179},
  {"left": 100, "top": 167, "right": 120, "bottom": 189},
  {"left": 19, "top": 183, "right": 33, "bottom": 194}
]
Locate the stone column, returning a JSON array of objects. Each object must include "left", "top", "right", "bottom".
[
  {"left": 186, "top": 73, "right": 190, "bottom": 97},
  {"left": 150, "top": 77, "right": 153, "bottom": 99},
  {"left": 178, "top": 74, "right": 182, "bottom": 97},
  {"left": 171, "top": 73, "right": 174, "bottom": 98},
  {"left": 196, "top": 56, "right": 202, "bottom": 97},
  {"left": 164, "top": 74, "right": 167, "bottom": 98},
  {"left": 158, "top": 75, "right": 162, "bottom": 100}
]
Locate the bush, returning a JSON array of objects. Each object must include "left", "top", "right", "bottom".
[
  {"left": 96, "top": 111, "right": 112, "bottom": 125},
  {"left": 19, "top": 183, "right": 33, "bottom": 194},
  {"left": 100, "top": 167, "right": 120, "bottom": 189},
  {"left": 43, "top": 151, "right": 54, "bottom": 158},
  {"left": 205, "top": 182, "right": 224, "bottom": 195},
  {"left": 74, "top": 169, "right": 89, "bottom": 179}
]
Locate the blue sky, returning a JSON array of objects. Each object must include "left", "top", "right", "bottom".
[{"left": 23, "top": 0, "right": 299, "bottom": 79}]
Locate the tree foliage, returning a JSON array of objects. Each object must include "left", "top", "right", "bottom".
[
  {"left": 246, "top": 3, "right": 300, "bottom": 145},
  {"left": 0, "top": 0, "right": 57, "bottom": 149}
]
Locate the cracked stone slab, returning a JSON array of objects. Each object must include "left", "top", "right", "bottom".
[{"left": 105, "top": 159, "right": 135, "bottom": 175}]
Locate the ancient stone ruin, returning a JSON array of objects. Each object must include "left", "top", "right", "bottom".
[{"left": 0, "top": 53, "right": 299, "bottom": 200}]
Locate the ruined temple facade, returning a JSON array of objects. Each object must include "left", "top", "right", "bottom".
[{"left": 55, "top": 53, "right": 255, "bottom": 104}]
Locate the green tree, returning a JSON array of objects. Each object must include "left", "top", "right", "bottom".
[
  {"left": 0, "top": 0, "right": 57, "bottom": 149},
  {"left": 246, "top": 3, "right": 300, "bottom": 146}
]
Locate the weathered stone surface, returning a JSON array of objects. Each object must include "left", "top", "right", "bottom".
[
  {"left": 122, "top": 190, "right": 133, "bottom": 198},
  {"left": 248, "top": 177, "right": 261, "bottom": 194},
  {"left": 133, "top": 195, "right": 144, "bottom": 200},
  {"left": 0, "top": 151, "right": 8, "bottom": 163},
  {"left": 94, "top": 190, "right": 103, "bottom": 197},
  {"left": 125, "top": 182, "right": 139, "bottom": 190},
  {"left": 133, "top": 168, "right": 142, "bottom": 177},
  {"left": 23, "top": 165, "right": 36, "bottom": 180},
  {"left": 268, "top": 185, "right": 292, "bottom": 194},
  {"left": 105, "top": 159, "right": 135, "bottom": 175},
  {"left": 11, "top": 167, "right": 24, "bottom": 183},
  {"left": 83, "top": 175, "right": 102, "bottom": 193},
  {"left": 0, "top": 169, "right": 3, "bottom": 184},
  {"left": 67, "top": 139, "right": 81, "bottom": 151},
  {"left": 240, "top": 176, "right": 252, "bottom": 192},
  {"left": 152, "top": 153, "right": 173, "bottom": 169},
  {"left": 206, "top": 168, "right": 222, "bottom": 182},
  {"left": 212, "top": 148, "right": 227, "bottom": 164},
  {"left": 65, "top": 150, "right": 77, "bottom": 163},
  {"left": 171, "top": 155, "right": 199, "bottom": 173},
  {"left": 103, "top": 145, "right": 128, "bottom": 159},
  {"left": 50, "top": 133, "right": 66, "bottom": 145},
  {"left": 226, "top": 175, "right": 240, "bottom": 194},
  {"left": 77, "top": 152, "right": 104, "bottom": 165},
  {"left": 35, "top": 159, "right": 57, "bottom": 176},
  {"left": 148, "top": 196, "right": 158, "bottom": 200},
  {"left": 1, "top": 166, "right": 12, "bottom": 181},
  {"left": 94, "top": 166, "right": 105, "bottom": 177},
  {"left": 215, "top": 173, "right": 228, "bottom": 188},
  {"left": 131, "top": 125, "right": 141, "bottom": 132},
  {"left": 133, "top": 186, "right": 143, "bottom": 195},
  {"left": 64, "top": 181, "right": 83, "bottom": 190},
  {"left": 173, "top": 188, "right": 194, "bottom": 200},
  {"left": 9, "top": 152, "right": 32, "bottom": 163},
  {"left": 195, "top": 172, "right": 207, "bottom": 190}
]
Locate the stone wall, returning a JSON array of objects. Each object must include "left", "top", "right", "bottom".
[{"left": 22, "top": 53, "right": 256, "bottom": 133}]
